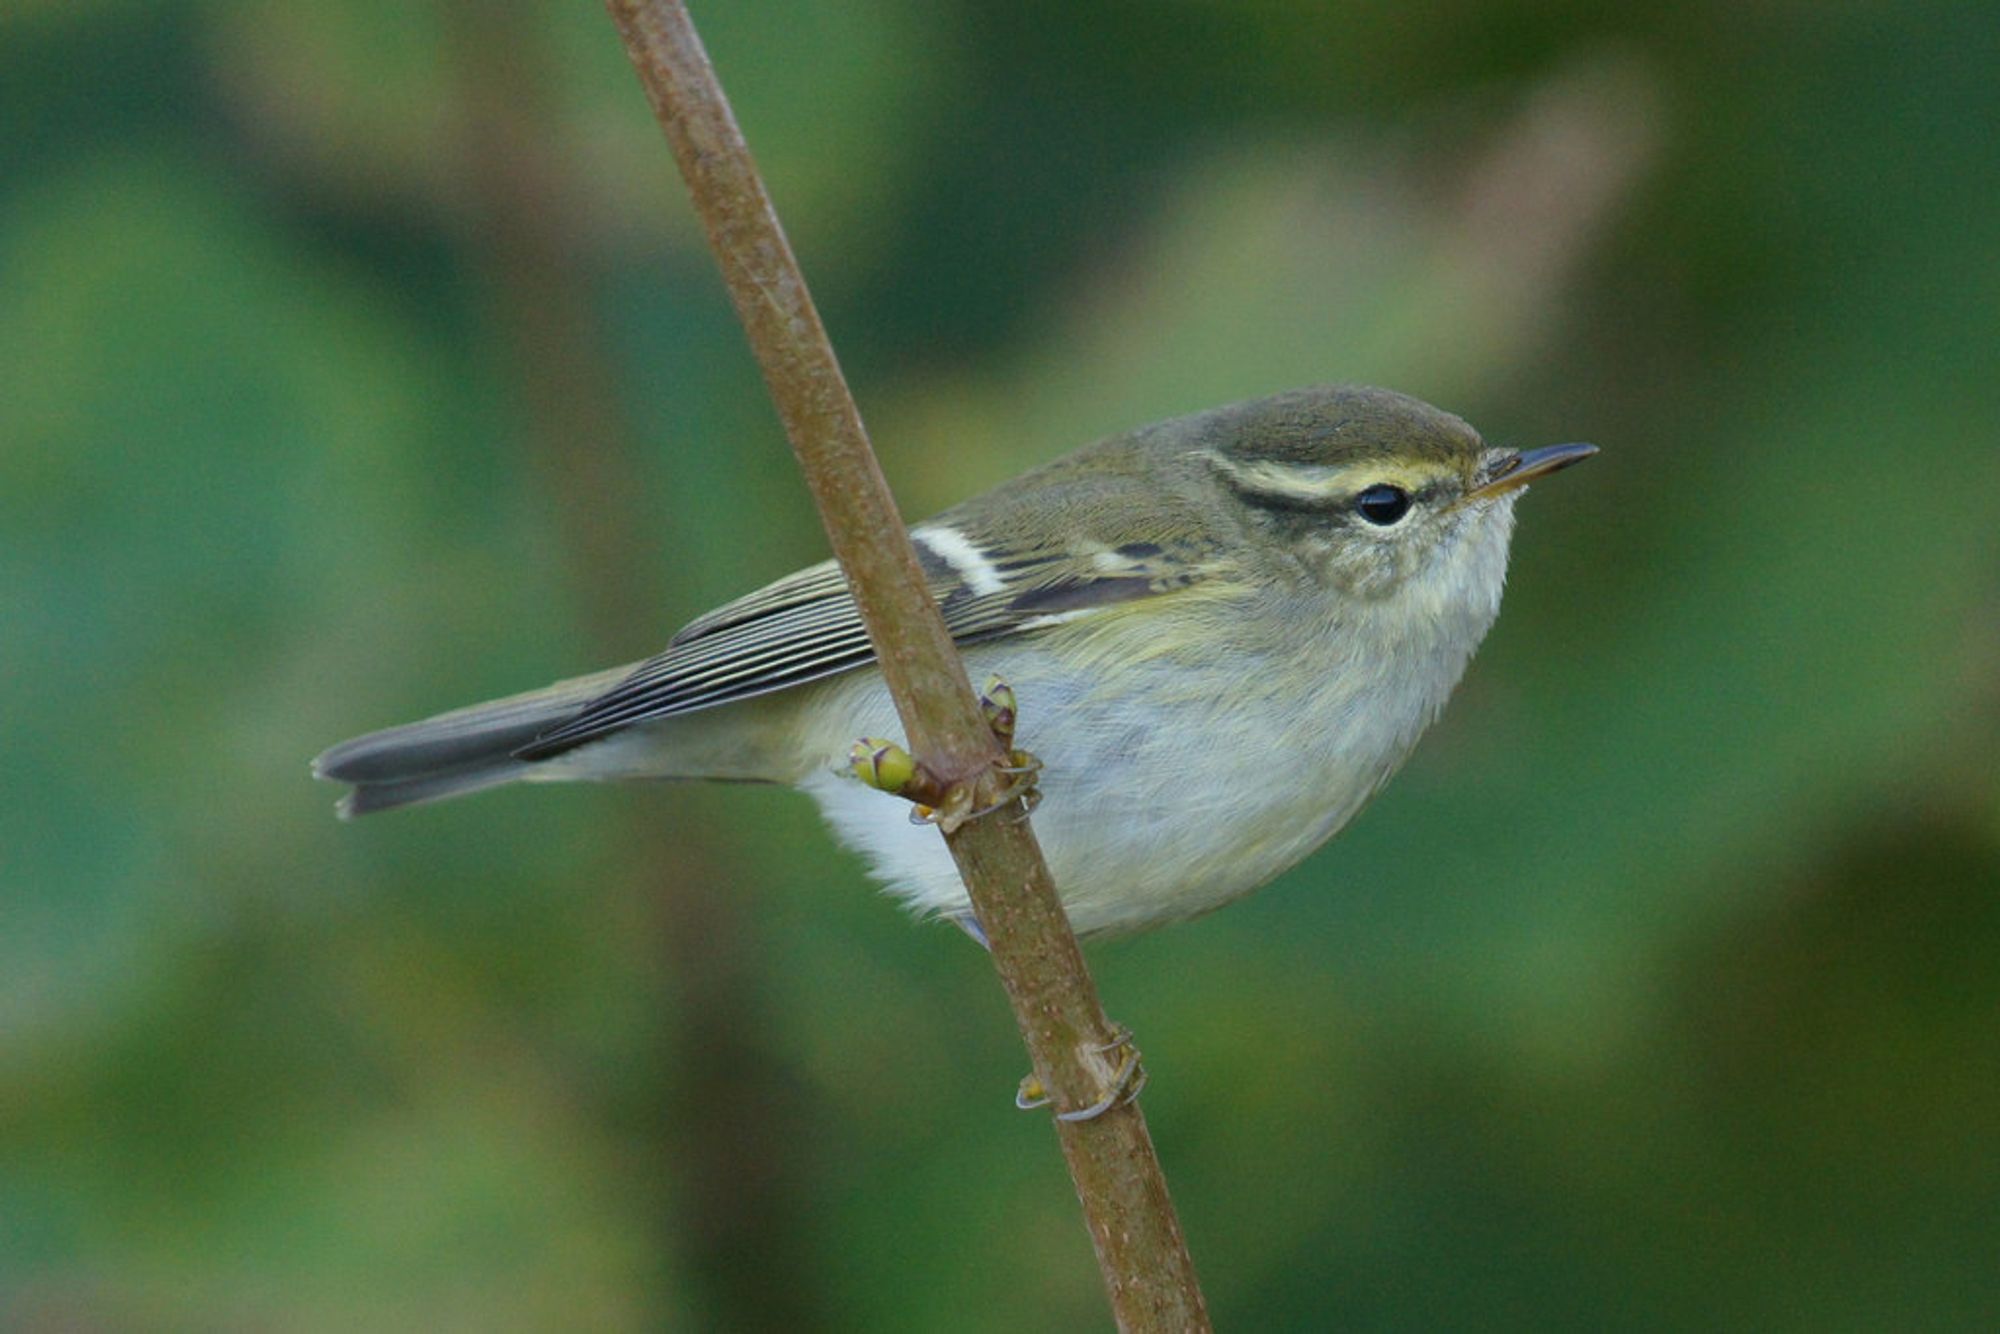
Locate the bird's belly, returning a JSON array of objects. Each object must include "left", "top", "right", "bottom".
[{"left": 792, "top": 636, "right": 1449, "bottom": 939}]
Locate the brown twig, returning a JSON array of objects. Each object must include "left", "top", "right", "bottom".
[{"left": 601, "top": 2, "right": 1209, "bottom": 1327}]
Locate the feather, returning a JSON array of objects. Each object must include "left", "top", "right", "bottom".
[{"left": 515, "top": 530, "right": 1224, "bottom": 760}]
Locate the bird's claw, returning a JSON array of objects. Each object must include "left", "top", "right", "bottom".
[
  {"left": 1015, "top": 1076, "right": 1053, "bottom": 1112},
  {"left": 981, "top": 749, "right": 1044, "bottom": 823},
  {"left": 1014, "top": 1025, "right": 1147, "bottom": 1123},
  {"left": 909, "top": 747, "right": 1040, "bottom": 830},
  {"left": 850, "top": 676, "right": 1042, "bottom": 833}
]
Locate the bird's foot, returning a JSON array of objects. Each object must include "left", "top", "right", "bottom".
[
  {"left": 846, "top": 676, "right": 1042, "bottom": 833},
  {"left": 972, "top": 748, "right": 1043, "bottom": 824},
  {"left": 1014, "top": 1025, "right": 1148, "bottom": 1122}
]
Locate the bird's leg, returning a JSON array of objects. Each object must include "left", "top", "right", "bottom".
[
  {"left": 856, "top": 682, "right": 1120, "bottom": 1118},
  {"left": 845, "top": 675, "right": 1042, "bottom": 833},
  {"left": 1015, "top": 1025, "right": 1148, "bottom": 1121}
]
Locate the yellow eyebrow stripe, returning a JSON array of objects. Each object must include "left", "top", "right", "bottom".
[{"left": 1200, "top": 451, "right": 1453, "bottom": 505}]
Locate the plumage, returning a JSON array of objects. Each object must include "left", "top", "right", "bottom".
[
  {"left": 314, "top": 385, "right": 1592, "bottom": 937},
  {"left": 515, "top": 551, "right": 1213, "bottom": 758}
]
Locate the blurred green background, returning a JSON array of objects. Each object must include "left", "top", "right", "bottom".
[{"left": 5, "top": 0, "right": 1998, "bottom": 1328}]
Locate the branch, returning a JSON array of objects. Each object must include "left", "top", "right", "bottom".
[{"left": 602, "top": 3, "right": 1209, "bottom": 1327}]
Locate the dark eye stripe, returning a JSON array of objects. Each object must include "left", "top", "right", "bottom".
[
  {"left": 1223, "top": 479, "right": 1350, "bottom": 515},
  {"left": 1225, "top": 476, "right": 1431, "bottom": 522}
]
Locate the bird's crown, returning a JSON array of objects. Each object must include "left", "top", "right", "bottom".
[{"left": 1193, "top": 385, "right": 1488, "bottom": 513}]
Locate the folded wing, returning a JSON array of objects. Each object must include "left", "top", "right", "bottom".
[{"left": 515, "top": 525, "right": 1213, "bottom": 760}]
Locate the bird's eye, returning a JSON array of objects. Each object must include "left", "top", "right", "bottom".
[{"left": 1354, "top": 484, "right": 1412, "bottom": 526}]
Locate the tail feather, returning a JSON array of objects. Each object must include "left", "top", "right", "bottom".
[
  {"left": 332, "top": 760, "right": 530, "bottom": 819},
  {"left": 313, "top": 666, "right": 633, "bottom": 818}
]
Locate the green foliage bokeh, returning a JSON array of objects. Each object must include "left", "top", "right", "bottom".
[{"left": 3, "top": 2, "right": 1997, "bottom": 1328}]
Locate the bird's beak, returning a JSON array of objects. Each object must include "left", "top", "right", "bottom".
[{"left": 1466, "top": 442, "right": 1598, "bottom": 501}]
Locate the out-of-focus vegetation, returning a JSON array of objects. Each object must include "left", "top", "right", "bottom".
[{"left": 4, "top": 1, "right": 1997, "bottom": 1328}]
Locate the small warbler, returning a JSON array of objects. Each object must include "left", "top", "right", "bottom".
[{"left": 315, "top": 385, "right": 1593, "bottom": 939}]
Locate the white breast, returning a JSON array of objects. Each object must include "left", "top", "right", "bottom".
[{"left": 797, "top": 502, "right": 1516, "bottom": 938}]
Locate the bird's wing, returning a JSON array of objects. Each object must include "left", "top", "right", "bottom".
[{"left": 514, "top": 522, "right": 1221, "bottom": 759}]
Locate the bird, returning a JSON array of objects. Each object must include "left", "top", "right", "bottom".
[{"left": 314, "top": 384, "right": 1593, "bottom": 940}]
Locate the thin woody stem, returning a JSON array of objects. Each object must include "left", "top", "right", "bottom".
[{"left": 601, "top": 3, "right": 1209, "bottom": 1328}]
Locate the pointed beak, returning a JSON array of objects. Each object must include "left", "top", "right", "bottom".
[{"left": 1466, "top": 442, "right": 1598, "bottom": 501}]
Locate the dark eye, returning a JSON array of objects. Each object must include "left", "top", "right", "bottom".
[{"left": 1354, "top": 484, "right": 1412, "bottom": 526}]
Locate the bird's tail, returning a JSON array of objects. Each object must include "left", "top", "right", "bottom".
[{"left": 313, "top": 666, "right": 634, "bottom": 819}]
